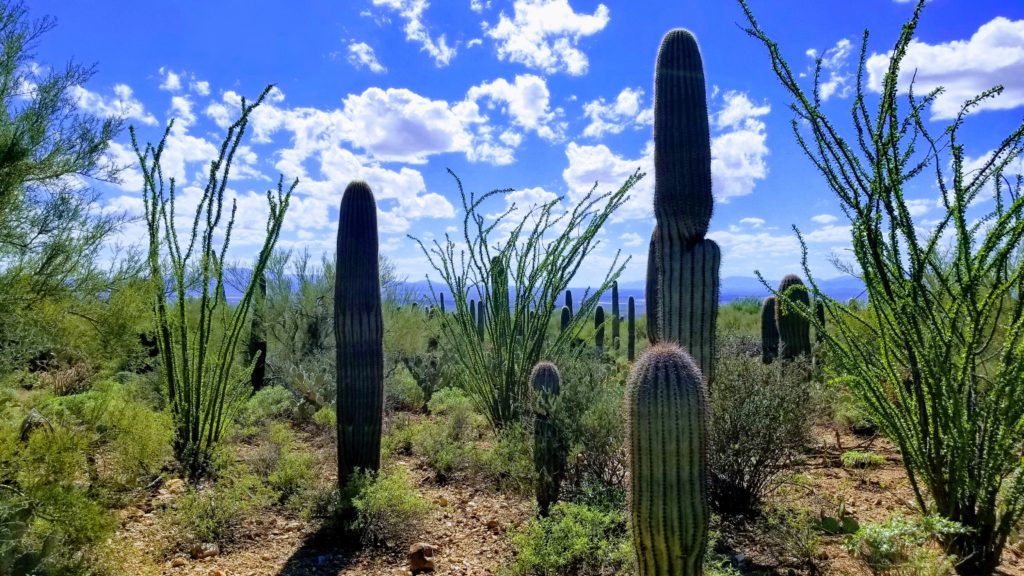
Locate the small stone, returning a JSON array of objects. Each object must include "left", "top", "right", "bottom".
[
  {"left": 408, "top": 542, "right": 436, "bottom": 573},
  {"left": 171, "top": 557, "right": 187, "bottom": 568},
  {"left": 485, "top": 519, "right": 501, "bottom": 533},
  {"left": 435, "top": 497, "right": 449, "bottom": 507},
  {"left": 874, "top": 497, "right": 883, "bottom": 506},
  {"left": 190, "top": 542, "right": 220, "bottom": 559}
]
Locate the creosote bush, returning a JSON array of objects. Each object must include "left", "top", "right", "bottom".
[{"left": 350, "top": 467, "right": 431, "bottom": 548}]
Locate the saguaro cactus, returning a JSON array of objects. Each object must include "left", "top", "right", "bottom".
[
  {"left": 627, "top": 343, "right": 709, "bottom": 575},
  {"left": 560, "top": 305, "right": 571, "bottom": 334},
  {"left": 777, "top": 274, "right": 811, "bottom": 359},
  {"left": 595, "top": 306, "right": 606, "bottom": 355},
  {"left": 565, "top": 289, "right": 574, "bottom": 316},
  {"left": 814, "top": 299, "right": 826, "bottom": 343},
  {"left": 651, "top": 30, "right": 720, "bottom": 384},
  {"left": 761, "top": 296, "right": 779, "bottom": 364},
  {"left": 477, "top": 297, "right": 486, "bottom": 342},
  {"left": 247, "top": 271, "right": 267, "bottom": 392},
  {"left": 646, "top": 226, "right": 659, "bottom": 344},
  {"left": 335, "top": 181, "right": 384, "bottom": 489},
  {"left": 440, "top": 292, "right": 446, "bottom": 314},
  {"left": 470, "top": 298, "right": 477, "bottom": 325},
  {"left": 612, "top": 281, "right": 621, "bottom": 350},
  {"left": 532, "top": 361, "right": 566, "bottom": 517},
  {"left": 628, "top": 296, "right": 636, "bottom": 361}
]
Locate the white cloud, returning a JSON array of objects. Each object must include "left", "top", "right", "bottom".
[
  {"left": 467, "top": 38, "right": 483, "bottom": 48},
  {"left": 739, "top": 217, "right": 765, "bottom": 228},
  {"left": 72, "top": 83, "right": 158, "bottom": 125},
  {"left": 347, "top": 42, "right": 388, "bottom": 73},
  {"left": 372, "top": 0, "right": 456, "bottom": 66},
  {"left": 466, "top": 74, "right": 565, "bottom": 141},
  {"left": 158, "top": 67, "right": 182, "bottom": 91},
  {"left": 866, "top": 17, "right": 1024, "bottom": 119},
  {"left": 620, "top": 231, "right": 643, "bottom": 247},
  {"left": 169, "top": 96, "right": 196, "bottom": 129},
  {"left": 708, "top": 228, "right": 800, "bottom": 259},
  {"left": 811, "top": 213, "right": 838, "bottom": 224},
  {"left": 804, "top": 224, "right": 852, "bottom": 243},
  {"left": 804, "top": 39, "right": 854, "bottom": 101},
  {"left": 582, "top": 87, "right": 651, "bottom": 138},
  {"left": 470, "top": 0, "right": 490, "bottom": 12},
  {"left": 190, "top": 79, "right": 210, "bottom": 96},
  {"left": 711, "top": 91, "right": 770, "bottom": 202},
  {"left": 485, "top": 0, "right": 610, "bottom": 75},
  {"left": 562, "top": 141, "right": 653, "bottom": 221}
]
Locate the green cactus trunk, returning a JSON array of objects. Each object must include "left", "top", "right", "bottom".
[
  {"left": 440, "top": 292, "right": 446, "bottom": 314},
  {"left": 646, "top": 226, "right": 659, "bottom": 344},
  {"left": 627, "top": 343, "right": 709, "bottom": 575},
  {"left": 532, "top": 361, "right": 566, "bottom": 517},
  {"left": 335, "top": 181, "right": 384, "bottom": 490},
  {"left": 651, "top": 29, "right": 720, "bottom": 385},
  {"left": 628, "top": 296, "right": 636, "bottom": 361},
  {"left": 470, "top": 298, "right": 477, "bottom": 326},
  {"left": 776, "top": 274, "right": 811, "bottom": 359},
  {"left": 814, "top": 299, "right": 826, "bottom": 343},
  {"left": 565, "top": 290, "right": 574, "bottom": 317},
  {"left": 612, "top": 281, "right": 621, "bottom": 350},
  {"left": 560, "top": 305, "right": 571, "bottom": 334},
  {"left": 477, "top": 297, "right": 486, "bottom": 343},
  {"left": 761, "top": 296, "right": 779, "bottom": 364},
  {"left": 246, "top": 272, "right": 267, "bottom": 392},
  {"left": 595, "top": 306, "right": 606, "bottom": 356}
]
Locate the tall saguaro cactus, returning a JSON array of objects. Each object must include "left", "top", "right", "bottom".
[
  {"left": 247, "top": 271, "right": 267, "bottom": 392},
  {"left": 776, "top": 274, "right": 811, "bottom": 359},
  {"left": 628, "top": 296, "right": 636, "bottom": 361},
  {"left": 651, "top": 29, "right": 720, "bottom": 385},
  {"left": 612, "top": 281, "right": 621, "bottom": 350},
  {"left": 627, "top": 343, "right": 709, "bottom": 575},
  {"left": 565, "top": 290, "right": 574, "bottom": 316},
  {"left": 560, "top": 305, "right": 571, "bottom": 334},
  {"left": 761, "top": 296, "right": 779, "bottom": 364},
  {"left": 646, "top": 226, "right": 659, "bottom": 344},
  {"left": 532, "top": 361, "right": 566, "bottom": 517},
  {"left": 335, "top": 181, "right": 384, "bottom": 489},
  {"left": 595, "top": 306, "right": 606, "bottom": 355}
]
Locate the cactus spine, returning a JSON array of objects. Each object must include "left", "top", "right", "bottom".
[
  {"left": 652, "top": 29, "right": 720, "bottom": 385},
  {"left": 612, "top": 281, "right": 621, "bottom": 350},
  {"left": 560, "top": 305, "right": 571, "bottom": 334},
  {"left": 628, "top": 296, "right": 636, "bottom": 361},
  {"left": 776, "top": 274, "right": 811, "bottom": 359},
  {"left": 627, "top": 343, "right": 709, "bottom": 575},
  {"left": 595, "top": 306, "right": 606, "bottom": 355},
  {"left": 532, "top": 361, "right": 566, "bottom": 517},
  {"left": 247, "top": 271, "right": 267, "bottom": 392},
  {"left": 335, "top": 181, "right": 384, "bottom": 489},
  {"left": 761, "top": 296, "right": 779, "bottom": 364}
]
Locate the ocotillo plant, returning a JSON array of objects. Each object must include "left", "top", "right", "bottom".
[
  {"left": 651, "top": 29, "right": 720, "bottom": 385},
  {"left": 761, "top": 296, "right": 779, "bottom": 364},
  {"left": 776, "top": 275, "right": 811, "bottom": 359},
  {"left": 135, "top": 85, "right": 294, "bottom": 480},
  {"left": 612, "top": 281, "right": 620, "bottom": 350},
  {"left": 646, "top": 226, "right": 659, "bottom": 344},
  {"left": 627, "top": 343, "right": 708, "bottom": 575},
  {"left": 628, "top": 296, "right": 636, "bottom": 361},
  {"left": 595, "top": 306, "right": 606, "bottom": 355},
  {"left": 335, "top": 181, "right": 384, "bottom": 489},
  {"left": 565, "top": 290, "right": 574, "bottom": 316},
  {"left": 560, "top": 306, "right": 571, "bottom": 334},
  {"left": 532, "top": 361, "right": 566, "bottom": 517},
  {"left": 247, "top": 271, "right": 268, "bottom": 392}
]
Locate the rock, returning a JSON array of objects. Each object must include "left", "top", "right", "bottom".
[
  {"left": 190, "top": 543, "right": 220, "bottom": 559},
  {"left": 166, "top": 478, "right": 186, "bottom": 493},
  {"left": 171, "top": 557, "right": 187, "bottom": 568},
  {"left": 408, "top": 542, "right": 437, "bottom": 573},
  {"left": 485, "top": 519, "right": 501, "bottom": 534},
  {"left": 435, "top": 497, "right": 449, "bottom": 507}
]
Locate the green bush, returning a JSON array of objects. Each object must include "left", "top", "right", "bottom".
[
  {"left": 846, "top": 515, "right": 963, "bottom": 575},
  {"left": 385, "top": 364, "right": 425, "bottom": 412},
  {"left": 506, "top": 502, "right": 632, "bottom": 576},
  {"left": 167, "top": 465, "right": 276, "bottom": 546},
  {"left": 350, "top": 467, "right": 431, "bottom": 547},
  {"left": 474, "top": 422, "right": 534, "bottom": 495},
  {"left": 312, "top": 405, "right": 336, "bottom": 433},
  {"left": 709, "top": 336, "right": 820, "bottom": 514},
  {"left": 235, "top": 385, "right": 296, "bottom": 430},
  {"left": 841, "top": 450, "right": 886, "bottom": 470}
]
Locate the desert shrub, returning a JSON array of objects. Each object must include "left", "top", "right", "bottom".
[
  {"left": 350, "top": 467, "right": 430, "bottom": 547},
  {"left": 235, "top": 385, "right": 296, "bottom": 431},
  {"left": 269, "top": 450, "right": 316, "bottom": 505},
  {"left": 385, "top": 364, "right": 425, "bottom": 412},
  {"left": 846, "top": 515, "right": 963, "bottom": 575},
  {"left": 411, "top": 418, "right": 473, "bottom": 482},
  {"left": 708, "top": 336, "right": 820, "bottom": 514},
  {"left": 167, "top": 465, "right": 276, "bottom": 546},
  {"left": 474, "top": 422, "right": 535, "bottom": 495},
  {"left": 506, "top": 502, "right": 633, "bottom": 576},
  {"left": 312, "top": 405, "right": 336, "bottom": 433},
  {"left": 762, "top": 505, "right": 826, "bottom": 573},
  {"left": 272, "top": 355, "right": 334, "bottom": 419},
  {"left": 841, "top": 450, "right": 886, "bottom": 469}
]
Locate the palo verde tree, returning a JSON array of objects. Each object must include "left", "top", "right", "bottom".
[
  {"left": 741, "top": 1, "right": 1024, "bottom": 572},
  {"left": 412, "top": 169, "right": 642, "bottom": 429},
  {"left": 134, "top": 85, "right": 295, "bottom": 481}
]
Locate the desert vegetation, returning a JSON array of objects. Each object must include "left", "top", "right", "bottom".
[{"left": 2, "top": 0, "right": 1024, "bottom": 575}]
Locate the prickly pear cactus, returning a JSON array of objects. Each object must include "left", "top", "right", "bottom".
[
  {"left": 761, "top": 296, "right": 779, "bottom": 364},
  {"left": 335, "top": 181, "right": 384, "bottom": 489},
  {"left": 776, "top": 274, "right": 811, "bottom": 359},
  {"left": 627, "top": 343, "right": 709, "bottom": 575},
  {"left": 532, "top": 361, "right": 566, "bottom": 517}
]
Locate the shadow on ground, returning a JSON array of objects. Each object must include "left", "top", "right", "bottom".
[{"left": 277, "top": 524, "right": 360, "bottom": 576}]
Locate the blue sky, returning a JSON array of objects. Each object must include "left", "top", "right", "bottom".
[{"left": 27, "top": 0, "right": 1024, "bottom": 285}]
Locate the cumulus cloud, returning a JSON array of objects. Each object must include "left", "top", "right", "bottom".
[
  {"left": 739, "top": 217, "right": 765, "bottom": 228},
  {"left": 562, "top": 141, "right": 653, "bottom": 221},
  {"left": 866, "top": 17, "right": 1024, "bottom": 119},
  {"left": 804, "top": 224, "right": 852, "bottom": 243},
  {"left": 711, "top": 91, "right": 770, "bottom": 202},
  {"left": 804, "top": 39, "right": 854, "bottom": 101},
  {"left": 190, "top": 79, "right": 210, "bottom": 96},
  {"left": 485, "top": 0, "right": 610, "bottom": 75},
  {"left": 347, "top": 42, "right": 388, "bottom": 73},
  {"left": 158, "top": 67, "right": 182, "bottom": 91},
  {"left": 72, "top": 83, "right": 158, "bottom": 125},
  {"left": 811, "top": 214, "right": 838, "bottom": 224},
  {"left": 372, "top": 0, "right": 456, "bottom": 66},
  {"left": 620, "top": 231, "right": 643, "bottom": 247},
  {"left": 582, "top": 87, "right": 651, "bottom": 138},
  {"left": 466, "top": 74, "right": 565, "bottom": 141}
]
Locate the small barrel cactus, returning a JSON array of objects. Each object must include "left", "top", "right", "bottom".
[
  {"left": 335, "top": 181, "right": 384, "bottom": 489},
  {"left": 532, "top": 361, "right": 566, "bottom": 517},
  {"left": 628, "top": 296, "right": 636, "bottom": 361},
  {"left": 777, "top": 274, "right": 811, "bottom": 359},
  {"left": 761, "top": 296, "right": 779, "bottom": 364},
  {"left": 595, "top": 306, "right": 606, "bottom": 355},
  {"left": 627, "top": 343, "right": 709, "bottom": 575}
]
